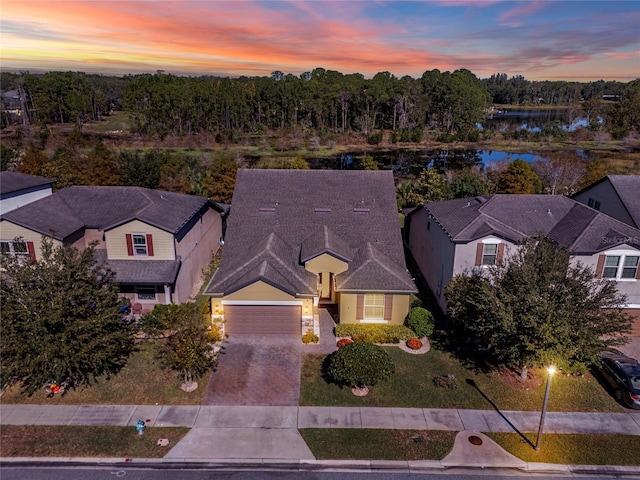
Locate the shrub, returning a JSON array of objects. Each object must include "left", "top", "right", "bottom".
[
  {"left": 337, "top": 338, "right": 353, "bottom": 348},
  {"left": 406, "top": 307, "right": 435, "bottom": 338},
  {"left": 302, "top": 331, "right": 319, "bottom": 344},
  {"left": 324, "top": 342, "right": 395, "bottom": 387},
  {"left": 406, "top": 337, "right": 423, "bottom": 350},
  {"left": 334, "top": 324, "right": 414, "bottom": 343}
]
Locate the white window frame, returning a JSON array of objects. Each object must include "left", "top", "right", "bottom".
[
  {"left": 602, "top": 251, "right": 639, "bottom": 281},
  {"left": 363, "top": 293, "right": 385, "bottom": 320},
  {"left": 481, "top": 243, "right": 498, "bottom": 266},
  {"left": 0, "top": 239, "right": 29, "bottom": 257},
  {"left": 132, "top": 234, "right": 148, "bottom": 256}
]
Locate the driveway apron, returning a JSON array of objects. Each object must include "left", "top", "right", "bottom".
[{"left": 201, "top": 334, "right": 302, "bottom": 406}]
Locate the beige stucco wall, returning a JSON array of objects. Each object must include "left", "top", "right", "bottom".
[
  {"left": 305, "top": 253, "right": 348, "bottom": 275},
  {"left": 105, "top": 220, "right": 175, "bottom": 260},
  {"left": 0, "top": 221, "right": 62, "bottom": 259},
  {"left": 338, "top": 292, "right": 410, "bottom": 325},
  {"left": 173, "top": 208, "right": 222, "bottom": 303}
]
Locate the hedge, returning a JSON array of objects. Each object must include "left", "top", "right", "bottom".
[{"left": 334, "top": 324, "right": 415, "bottom": 344}]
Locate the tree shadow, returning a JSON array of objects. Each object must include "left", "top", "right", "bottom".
[{"left": 465, "top": 378, "right": 536, "bottom": 449}]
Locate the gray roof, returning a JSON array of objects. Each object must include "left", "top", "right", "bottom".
[
  {"left": 607, "top": 175, "right": 640, "bottom": 229},
  {"left": 0, "top": 171, "right": 53, "bottom": 196},
  {"left": 94, "top": 249, "right": 181, "bottom": 285},
  {"left": 206, "top": 169, "right": 416, "bottom": 297},
  {"left": 1, "top": 185, "right": 213, "bottom": 241},
  {"left": 419, "top": 194, "right": 640, "bottom": 253}
]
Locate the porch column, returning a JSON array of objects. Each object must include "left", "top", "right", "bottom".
[{"left": 164, "top": 284, "right": 172, "bottom": 304}]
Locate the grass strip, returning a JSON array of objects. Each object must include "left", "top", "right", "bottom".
[
  {"left": 299, "top": 429, "right": 456, "bottom": 460},
  {"left": 487, "top": 432, "right": 640, "bottom": 466},
  {"left": 0, "top": 425, "right": 189, "bottom": 458}
]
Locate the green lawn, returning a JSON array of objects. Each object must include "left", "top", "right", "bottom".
[
  {"left": 301, "top": 347, "right": 623, "bottom": 412},
  {"left": 487, "top": 433, "right": 640, "bottom": 466},
  {"left": 0, "top": 425, "right": 189, "bottom": 458},
  {"left": 300, "top": 429, "right": 456, "bottom": 460},
  {"left": 0, "top": 341, "right": 210, "bottom": 405},
  {"left": 300, "top": 429, "right": 640, "bottom": 465}
]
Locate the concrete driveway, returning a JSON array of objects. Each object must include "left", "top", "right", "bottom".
[{"left": 202, "top": 308, "right": 336, "bottom": 406}]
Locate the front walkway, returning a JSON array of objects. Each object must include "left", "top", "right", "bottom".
[{"left": 201, "top": 308, "right": 336, "bottom": 406}]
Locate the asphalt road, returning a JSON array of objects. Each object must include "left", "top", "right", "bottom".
[{"left": 0, "top": 467, "right": 635, "bottom": 480}]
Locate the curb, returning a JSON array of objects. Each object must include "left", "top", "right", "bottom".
[{"left": 3, "top": 457, "right": 640, "bottom": 476}]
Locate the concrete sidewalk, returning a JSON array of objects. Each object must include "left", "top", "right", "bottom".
[{"left": 2, "top": 403, "right": 640, "bottom": 435}]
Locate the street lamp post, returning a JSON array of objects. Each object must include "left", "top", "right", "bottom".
[{"left": 535, "top": 365, "right": 556, "bottom": 451}]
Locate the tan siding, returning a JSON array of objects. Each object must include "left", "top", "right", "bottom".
[
  {"left": 305, "top": 254, "right": 348, "bottom": 275},
  {"left": 225, "top": 281, "right": 297, "bottom": 301},
  {"left": 105, "top": 220, "right": 175, "bottom": 260},
  {"left": 339, "top": 293, "right": 410, "bottom": 325},
  {"left": 0, "top": 221, "right": 62, "bottom": 259}
]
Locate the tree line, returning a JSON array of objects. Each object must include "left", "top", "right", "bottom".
[{"left": 2, "top": 70, "right": 639, "bottom": 139}]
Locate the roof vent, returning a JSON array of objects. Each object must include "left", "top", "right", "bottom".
[
  {"left": 547, "top": 208, "right": 552, "bottom": 214},
  {"left": 353, "top": 207, "right": 370, "bottom": 213},
  {"left": 314, "top": 207, "right": 331, "bottom": 213},
  {"left": 466, "top": 202, "right": 471, "bottom": 207},
  {"left": 258, "top": 207, "right": 276, "bottom": 213}
]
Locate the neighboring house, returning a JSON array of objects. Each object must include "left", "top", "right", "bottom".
[
  {"left": 572, "top": 175, "right": 640, "bottom": 229},
  {"left": 205, "top": 169, "right": 416, "bottom": 337},
  {"left": 0, "top": 171, "right": 53, "bottom": 215},
  {"left": 406, "top": 195, "right": 640, "bottom": 334},
  {"left": 0, "top": 186, "right": 225, "bottom": 308}
]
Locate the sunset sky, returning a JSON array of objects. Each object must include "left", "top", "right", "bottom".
[{"left": 1, "top": 0, "right": 639, "bottom": 81}]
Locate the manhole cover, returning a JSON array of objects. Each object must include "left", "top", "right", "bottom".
[{"left": 468, "top": 435, "right": 483, "bottom": 446}]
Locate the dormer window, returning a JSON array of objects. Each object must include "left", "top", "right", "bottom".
[
  {"left": 132, "top": 234, "right": 148, "bottom": 256},
  {"left": 482, "top": 244, "right": 498, "bottom": 266}
]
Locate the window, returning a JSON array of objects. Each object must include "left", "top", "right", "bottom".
[
  {"left": 482, "top": 244, "right": 498, "bottom": 266},
  {"left": 364, "top": 294, "right": 385, "bottom": 319},
  {"left": 603, "top": 255, "right": 639, "bottom": 279},
  {"left": 587, "top": 198, "right": 601, "bottom": 210},
  {"left": 132, "top": 234, "right": 148, "bottom": 256},
  {"left": 1, "top": 240, "right": 29, "bottom": 257},
  {"left": 136, "top": 287, "right": 156, "bottom": 300}
]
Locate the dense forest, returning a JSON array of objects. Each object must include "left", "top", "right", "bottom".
[{"left": 1, "top": 69, "right": 639, "bottom": 206}]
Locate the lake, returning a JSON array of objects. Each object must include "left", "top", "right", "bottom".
[{"left": 481, "top": 108, "right": 596, "bottom": 132}]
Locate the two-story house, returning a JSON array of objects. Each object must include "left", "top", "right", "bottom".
[
  {"left": 205, "top": 169, "right": 416, "bottom": 337},
  {"left": 572, "top": 175, "right": 640, "bottom": 229},
  {"left": 406, "top": 194, "right": 640, "bottom": 334},
  {"left": 0, "top": 185, "right": 225, "bottom": 309}
]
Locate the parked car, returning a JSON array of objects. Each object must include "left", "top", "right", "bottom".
[{"left": 597, "top": 349, "right": 640, "bottom": 409}]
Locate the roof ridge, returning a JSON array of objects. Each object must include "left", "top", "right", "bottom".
[
  {"left": 340, "top": 242, "right": 412, "bottom": 289},
  {"left": 607, "top": 176, "right": 639, "bottom": 228}
]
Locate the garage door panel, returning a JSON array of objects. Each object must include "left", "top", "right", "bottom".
[{"left": 225, "top": 305, "right": 300, "bottom": 335}]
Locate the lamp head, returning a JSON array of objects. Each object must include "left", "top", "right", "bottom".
[{"left": 547, "top": 365, "right": 556, "bottom": 375}]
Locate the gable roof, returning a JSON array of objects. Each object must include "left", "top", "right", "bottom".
[
  {"left": 572, "top": 175, "right": 640, "bottom": 229},
  {"left": 206, "top": 169, "right": 416, "bottom": 297},
  {"left": 1, "top": 185, "right": 216, "bottom": 240},
  {"left": 0, "top": 171, "right": 53, "bottom": 196},
  {"left": 419, "top": 194, "right": 640, "bottom": 253}
]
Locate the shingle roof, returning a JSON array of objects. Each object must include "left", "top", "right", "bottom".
[
  {"left": 421, "top": 194, "right": 640, "bottom": 253},
  {"left": 206, "top": 169, "right": 416, "bottom": 297},
  {"left": 0, "top": 171, "right": 53, "bottom": 196},
  {"left": 94, "top": 249, "right": 181, "bottom": 284},
  {"left": 608, "top": 175, "right": 640, "bottom": 229},
  {"left": 1, "top": 185, "right": 212, "bottom": 240}
]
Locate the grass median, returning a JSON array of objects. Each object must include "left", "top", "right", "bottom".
[
  {"left": 301, "top": 346, "right": 623, "bottom": 412},
  {"left": 0, "top": 425, "right": 189, "bottom": 458}
]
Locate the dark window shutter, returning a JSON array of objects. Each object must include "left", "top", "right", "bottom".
[
  {"left": 356, "top": 294, "right": 364, "bottom": 321},
  {"left": 384, "top": 295, "right": 393, "bottom": 321},
  {"left": 595, "top": 254, "right": 605, "bottom": 278},
  {"left": 496, "top": 243, "right": 505, "bottom": 263},
  {"left": 146, "top": 234, "right": 154, "bottom": 256},
  {"left": 636, "top": 262, "right": 640, "bottom": 280},
  {"left": 126, "top": 234, "right": 133, "bottom": 256},
  {"left": 475, "top": 243, "right": 483, "bottom": 266},
  {"left": 27, "top": 241, "right": 36, "bottom": 262}
]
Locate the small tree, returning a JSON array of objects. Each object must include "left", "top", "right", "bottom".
[
  {"left": 324, "top": 342, "right": 394, "bottom": 388},
  {"left": 406, "top": 306, "right": 435, "bottom": 338},
  {"left": 0, "top": 237, "right": 135, "bottom": 395},
  {"left": 160, "top": 326, "right": 218, "bottom": 388}
]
